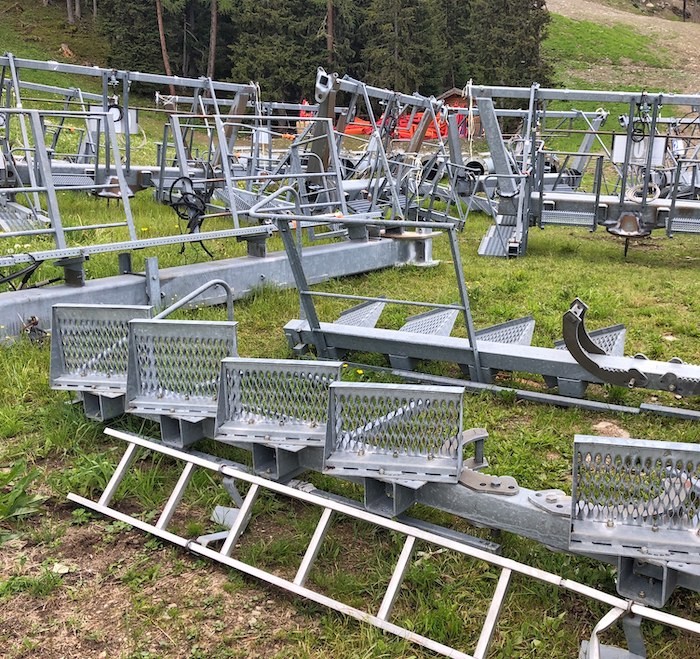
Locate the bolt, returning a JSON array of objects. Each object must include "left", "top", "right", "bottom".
[
  {"left": 668, "top": 384, "right": 676, "bottom": 392},
  {"left": 606, "top": 519, "right": 614, "bottom": 528},
  {"left": 652, "top": 525, "right": 659, "bottom": 532},
  {"left": 490, "top": 480, "right": 502, "bottom": 489},
  {"left": 546, "top": 494, "right": 557, "bottom": 504},
  {"left": 639, "top": 591, "right": 646, "bottom": 598},
  {"left": 379, "top": 468, "right": 385, "bottom": 475}
]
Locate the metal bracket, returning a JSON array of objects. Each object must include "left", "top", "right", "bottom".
[
  {"left": 528, "top": 489, "right": 571, "bottom": 516},
  {"left": 563, "top": 298, "right": 647, "bottom": 388},
  {"left": 459, "top": 469, "right": 519, "bottom": 496}
]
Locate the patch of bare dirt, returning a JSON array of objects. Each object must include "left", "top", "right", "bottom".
[
  {"left": 0, "top": 506, "right": 319, "bottom": 658},
  {"left": 592, "top": 420, "right": 631, "bottom": 436},
  {"left": 546, "top": 0, "right": 700, "bottom": 90}
]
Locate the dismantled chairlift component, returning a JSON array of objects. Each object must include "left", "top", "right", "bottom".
[
  {"left": 48, "top": 283, "right": 700, "bottom": 648},
  {"left": 68, "top": 428, "right": 700, "bottom": 659},
  {"left": 563, "top": 298, "right": 700, "bottom": 397}
]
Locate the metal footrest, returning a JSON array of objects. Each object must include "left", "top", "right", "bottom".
[
  {"left": 478, "top": 222, "right": 518, "bottom": 257},
  {"left": 555, "top": 324, "right": 626, "bottom": 356},
  {"left": 399, "top": 307, "right": 459, "bottom": 337},
  {"left": 668, "top": 216, "right": 700, "bottom": 234},
  {"left": 214, "top": 358, "right": 343, "bottom": 448},
  {"left": 50, "top": 304, "right": 153, "bottom": 420},
  {"left": 51, "top": 173, "right": 96, "bottom": 188},
  {"left": 570, "top": 435, "right": 700, "bottom": 565},
  {"left": 126, "top": 318, "right": 238, "bottom": 443},
  {"left": 335, "top": 299, "right": 386, "bottom": 328},
  {"left": 0, "top": 200, "right": 50, "bottom": 232},
  {"left": 324, "top": 382, "right": 465, "bottom": 483},
  {"left": 477, "top": 316, "right": 535, "bottom": 346},
  {"left": 541, "top": 209, "right": 596, "bottom": 228}
]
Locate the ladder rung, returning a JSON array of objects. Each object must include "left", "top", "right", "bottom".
[
  {"left": 377, "top": 535, "right": 416, "bottom": 621},
  {"left": 156, "top": 461, "right": 195, "bottom": 530},
  {"left": 294, "top": 507, "right": 334, "bottom": 586},
  {"left": 98, "top": 441, "right": 138, "bottom": 507},
  {"left": 474, "top": 567, "right": 512, "bottom": 659},
  {"left": 220, "top": 483, "right": 260, "bottom": 557}
]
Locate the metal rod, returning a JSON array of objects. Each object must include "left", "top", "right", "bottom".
[
  {"left": 153, "top": 278, "right": 234, "bottom": 321},
  {"left": 377, "top": 535, "right": 416, "bottom": 621},
  {"left": 294, "top": 507, "right": 334, "bottom": 587},
  {"left": 156, "top": 461, "right": 195, "bottom": 530},
  {"left": 473, "top": 568, "right": 512, "bottom": 659},
  {"left": 97, "top": 441, "right": 138, "bottom": 507},
  {"left": 220, "top": 483, "right": 260, "bottom": 557}
]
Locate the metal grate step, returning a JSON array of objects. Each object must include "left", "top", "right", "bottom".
[{"left": 541, "top": 209, "right": 595, "bottom": 228}]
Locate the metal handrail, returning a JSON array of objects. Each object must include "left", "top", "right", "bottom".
[{"left": 154, "top": 279, "right": 234, "bottom": 321}]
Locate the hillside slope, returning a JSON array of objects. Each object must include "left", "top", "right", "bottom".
[{"left": 546, "top": 0, "right": 700, "bottom": 90}]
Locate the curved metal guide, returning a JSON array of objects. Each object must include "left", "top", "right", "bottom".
[{"left": 563, "top": 298, "right": 700, "bottom": 395}]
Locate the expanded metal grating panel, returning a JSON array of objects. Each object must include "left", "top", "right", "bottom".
[
  {"left": 541, "top": 210, "right": 595, "bottom": 227},
  {"left": 336, "top": 300, "right": 386, "bottom": 328},
  {"left": 400, "top": 308, "right": 459, "bottom": 337},
  {"left": 570, "top": 435, "right": 700, "bottom": 562},
  {"left": 325, "top": 382, "right": 465, "bottom": 483},
  {"left": 669, "top": 217, "right": 700, "bottom": 234},
  {"left": 215, "top": 358, "right": 343, "bottom": 445},
  {"left": 476, "top": 317, "right": 535, "bottom": 345},
  {"left": 555, "top": 325, "right": 626, "bottom": 356},
  {"left": 50, "top": 304, "right": 153, "bottom": 392},
  {"left": 127, "top": 319, "right": 238, "bottom": 416},
  {"left": 51, "top": 174, "right": 96, "bottom": 188},
  {"left": 0, "top": 201, "right": 49, "bottom": 232},
  {"left": 478, "top": 223, "right": 517, "bottom": 257},
  {"left": 215, "top": 187, "right": 294, "bottom": 213}
]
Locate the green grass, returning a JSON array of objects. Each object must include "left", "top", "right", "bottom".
[
  {"left": 0, "top": 1, "right": 107, "bottom": 88},
  {"left": 543, "top": 14, "right": 673, "bottom": 71},
  {"left": 0, "top": 3, "right": 699, "bottom": 658}
]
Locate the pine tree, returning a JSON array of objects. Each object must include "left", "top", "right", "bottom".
[
  {"left": 361, "top": 0, "right": 444, "bottom": 95},
  {"left": 465, "top": 0, "right": 552, "bottom": 87}
]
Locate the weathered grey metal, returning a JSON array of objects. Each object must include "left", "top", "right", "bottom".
[
  {"left": 125, "top": 318, "right": 238, "bottom": 445},
  {"left": 214, "top": 358, "right": 343, "bottom": 447},
  {"left": 285, "top": 317, "right": 700, "bottom": 399},
  {"left": 335, "top": 299, "right": 386, "bottom": 328},
  {"left": 0, "top": 231, "right": 417, "bottom": 340},
  {"left": 324, "top": 382, "right": 465, "bottom": 483},
  {"left": 49, "top": 303, "right": 153, "bottom": 421},
  {"left": 570, "top": 435, "right": 700, "bottom": 564},
  {"left": 68, "top": 429, "right": 700, "bottom": 659},
  {"left": 563, "top": 299, "right": 700, "bottom": 396}
]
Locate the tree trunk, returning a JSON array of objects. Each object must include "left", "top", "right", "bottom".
[
  {"left": 155, "top": 0, "right": 176, "bottom": 95},
  {"left": 206, "top": 0, "right": 218, "bottom": 80},
  {"left": 66, "top": 0, "right": 74, "bottom": 24},
  {"left": 74, "top": 0, "right": 81, "bottom": 20},
  {"left": 326, "top": 0, "right": 334, "bottom": 66}
]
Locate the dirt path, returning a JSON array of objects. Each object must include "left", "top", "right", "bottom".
[{"left": 546, "top": 0, "right": 700, "bottom": 91}]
